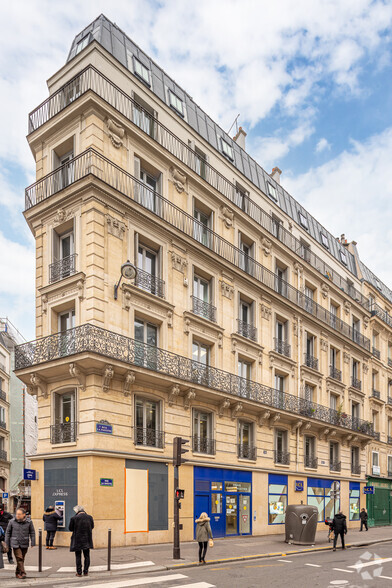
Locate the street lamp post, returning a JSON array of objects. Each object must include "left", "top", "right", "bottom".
[{"left": 114, "top": 260, "right": 137, "bottom": 300}]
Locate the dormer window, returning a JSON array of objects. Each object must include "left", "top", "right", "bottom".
[
  {"left": 169, "top": 91, "right": 184, "bottom": 117},
  {"left": 298, "top": 211, "right": 309, "bottom": 230},
  {"left": 339, "top": 249, "right": 347, "bottom": 265},
  {"left": 267, "top": 182, "right": 278, "bottom": 202},
  {"left": 133, "top": 57, "right": 151, "bottom": 86},
  {"left": 320, "top": 232, "right": 329, "bottom": 249},
  {"left": 375, "top": 278, "right": 382, "bottom": 291},
  {"left": 221, "top": 138, "right": 234, "bottom": 161},
  {"left": 75, "top": 35, "right": 90, "bottom": 55}
]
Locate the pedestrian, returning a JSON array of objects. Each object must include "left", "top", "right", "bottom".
[
  {"left": 0, "top": 525, "right": 6, "bottom": 570},
  {"left": 69, "top": 505, "right": 94, "bottom": 577},
  {"left": 359, "top": 507, "right": 368, "bottom": 531},
  {"left": 332, "top": 509, "right": 347, "bottom": 551},
  {"left": 5, "top": 507, "right": 36, "bottom": 579},
  {"left": 195, "top": 512, "right": 213, "bottom": 564},
  {"left": 0, "top": 504, "right": 14, "bottom": 564},
  {"left": 43, "top": 505, "right": 62, "bottom": 549}
]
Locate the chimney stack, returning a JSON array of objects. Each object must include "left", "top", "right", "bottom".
[
  {"left": 271, "top": 167, "right": 282, "bottom": 184},
  {"left": 233, "top": 126, "right": 247, "bottom": 150}
]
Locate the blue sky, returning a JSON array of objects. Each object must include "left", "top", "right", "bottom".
[{"left": 1, "top": 0, "right": 392, "bottom": 339}]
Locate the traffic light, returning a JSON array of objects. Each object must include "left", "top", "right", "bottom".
[
  {"left": 173, "top": 436, "right": 189, "bottom": 467},
  {"left": 175, "top": 488, "right": 185, "bottom": 500}
]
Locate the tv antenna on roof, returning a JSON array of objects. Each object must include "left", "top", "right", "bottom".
[{"left": 227, "top": 114, "right": 240, "bottom": 136}]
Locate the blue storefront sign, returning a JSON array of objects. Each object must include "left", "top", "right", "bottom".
[
  {"left": 100, "top": 478, "right": 114, "bottom": 487},
  {"left": 96, "top": 423, "right": 113, "bottom": 434},
  {"left": 2, "top": 492, "right": 8, "bottom": 499},
  {"left": 364, "top": 486, "right": 374, "bottom": 494},
  {"left": 295, "top": 480, "right": 304, "bottom": 492},
  {"left": 23, "top": 468, "right": 37, "bottom": 481}
]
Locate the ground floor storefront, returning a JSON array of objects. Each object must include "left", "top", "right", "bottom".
[{"left": 366, "top": 476, "right": 392, "bottom": 526}]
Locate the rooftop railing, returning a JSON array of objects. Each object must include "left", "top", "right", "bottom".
[
  {"left": 27, "top": 65, "right": 370, "bottom": 313},
  {"left": 14, "top": 323, "right": 374, "bottom": 437},
  {"left": 25, "top": 149, "right": 371, "bottom": 351}
]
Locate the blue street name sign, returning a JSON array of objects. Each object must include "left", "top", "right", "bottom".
[
  {"left": 96, "top": 423, "right": 113, "bottom": 434},
  {"left": 100, "top": 478, "right": 114, "bottom": 487},
  {"left": 364, "top": 486, "right": 374, "bottom": 494},
  {"left": 2, "top": 492, "right": 9, "bottom": 499},
  {"left": 23, "top": 468, "right": 37, "bottom": 481},
  {"left": 295, "top": 480, "right": 304, "bottom": 492}
]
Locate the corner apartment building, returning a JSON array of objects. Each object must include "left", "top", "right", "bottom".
[
  {"left": 14, "top": 14, "right": 392, "bottom": 546},
  {"left": 0, "top": 326, "right": 11, "bottom": 500}
]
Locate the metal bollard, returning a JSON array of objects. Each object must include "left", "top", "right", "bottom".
[
  {"left": 107, "top": 528, "right": 112, "bottom": 571},
  {"left": 38, "top": 528, "right": 42, "bottom": 573}
]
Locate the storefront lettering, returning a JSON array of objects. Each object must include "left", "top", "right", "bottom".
[{"left": 51, "top": 488, "right": 69, "bottom": 497}]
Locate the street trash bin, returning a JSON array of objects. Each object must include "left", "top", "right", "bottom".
[{"left": 285, "top": 504, "right": 318, "bottom": 545}]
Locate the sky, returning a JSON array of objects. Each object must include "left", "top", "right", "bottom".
[{"left": 1, "top": 0, "right": 392, "bottom": 340}]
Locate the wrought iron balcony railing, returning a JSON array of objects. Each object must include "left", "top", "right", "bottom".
[
  {"left": 238, "top": 443, "right": 257, "bottom": 460},
  {"left": 191, "top": 296, "right": 217, "bottom": 322},
  {"left": 329, "top": 365, "right": 342, "bottom": 381},
  {"left": 134, "top": 426, "right": 164, "bottom": 448},
  {"left": 24, "top": 148, "right": 371, "bottom": 351},
  {"left": 372, "top": 346, "right": 381, "bottom": 360},
  {"left": 50, "top": 422, "right": 77, "bottom": 444},
  {"left": 237, "top": 319, "right": 257, "bottom": 342},
  {"left": 192, "top": 435, "right": 215, "bottom": 455},
  {"left": 274, "top": 338, "right": 291, "bottom": 358},
  {"left": 304, "top": 353, "right": 319, "bottom": 371},
  {"left": 351, "top": 464, "right": 361, "bottom": 475},
  {"left": 351, "top": 377, "right": 362, "bottom": 391},
  {"left": 274, "top": 450, "right": 290, "bottom": 465},
  {"left": 304, "top": 456, "right": 318, "bottom": 469},
  {"left": 0, "top": 421, "right": 6, "bottom": 431},
  {"left": 388, "top": 471, "right": 392, "bottom": 478},
  {"left": 27, "top": 65, "right": 371, "bottom": 315},
  {"left": 0, "top": 449, "right": 7, "bottom": 461},
  {"left": 388, "top": 436, "right": 392, "bottom": 444},
  {"left": 14, "top": 323, "right": 374, "bottom": 436},
  {"left": 0, "top": 390, "right": 6, "bottom": 402},
  {"left": 373, "top": 432, "right": 381, "bottom": 441},
  {"left": 330, "top": 460, "right": 341, "bottom": 472},
  {"left": 135, "top": 268, "right": 165, "bottom": 298},
  {"left": 371, "top": 303, "right": 392, "bottom": 329},
  {"left": 389, "top": 358, "right": 392, "bottom": 368},
  {"left": 372, "top": 390, "right": 381, "bottom": 400},
  {"left": 49, "top": 254, "right": 77, "bottom": 283}
]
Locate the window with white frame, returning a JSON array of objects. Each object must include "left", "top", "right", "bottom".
[
  {"left": 193, "top": 409, "right": 214, "bottom": 454},
  {"left": 388, "top": 455, "right": 392, "bottom": 475},
  {"left": 298, "top": 211, "right": 309, "bottom": 230},
  {"left": 53, "top": 390, "right": 76, "bottom": 444},
  {"left": 372, "top": 451, "right": 380, "bottom": 475},
  {"left": 304, "top": 435, "right": 316, "bottom": 467},
  {"left": 220, "top": 137, "right": 234, "bottom": 161},
  {"left": 134, "top": 396, "right": 162, "bottom": 447},
  {"left": 133, "top": 57, "right": 151, "bottom": 85},
  {"left": 238, "top": 421, "right": 255, "bottom": 459},
  {"left": 339, "top": 249, "right": 347, "bottom": 265},
  {"left": 267, "top": 182, "right": 278, "bottom": 202},
  {"left": 75, "top": 35, "right": 90, "bottom": 55},
  {"left": 193, "top": 204, "right": 212, "bottom": 247},
  {"left": 274, "top": 429, "right": 289, "bottom": 463},
  {"left": 168, "top": 90, "right": 184, "bottom": 116},
  {"left": 320, "top": 232, "right": 329, "bottom": 248}
]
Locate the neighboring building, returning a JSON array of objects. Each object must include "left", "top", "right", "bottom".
[
  {"left": 0, "top": 334, "right": 11, "bottom": 502},
  {"left": 0, "top": 319, "right": 37, "bottom": 512},
  {"left": 13, "top": 14, "right": 392, "bottom": 546}
]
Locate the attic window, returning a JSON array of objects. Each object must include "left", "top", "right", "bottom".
[
  {"left": 375, "top": 278, "right": 382, "bottom": 290},
  {"left": 221, "top": 138, "right": 234, "bottom": 161},
  {"left": 298, "top": 211, "right": 309, "bottom": 230},
  {"left": 169, "top": 90, "right": 184, "bottom": 117},
  {"left": 75, "top": 35, "right": 90, "bottom": 55},
  {"left": 267, "top": 182, "right": 278, "bottom": 202},
  {"left": 133, "top": 57, "right": 151, "bottom": 86},
  {"left": 320, "top": 232, "right": 329, "bottom": 249},
  {"left": 339, "top": 249, "right": 347, "bottom": 265}
]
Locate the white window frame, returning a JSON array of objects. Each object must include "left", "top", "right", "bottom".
[
  {"left": 339, "top": 249, "right": 347, "bottom": 265},
  {"left": 372, "top": 451, "right": 379, "bottom": 467},
  {"left": 133, "top": 57, "right": 151, "bottom": 85},
  {"left": 75, "top": 35, "right": 90, "bottom": 55},
  {"left": 320, "top": 232, "right": 329, "bottom": 248},
  {"left": 220, "top": 137, "right": 234, "bottom": 161},
  {"left": 168, "top": 90, "right": 184, "bottom": 117},
  {"left": 298, "top": 211, "right": 309, "bottom": 230},
  {"left": 267, "top": 182, "right": 278, "bottom": 202}
]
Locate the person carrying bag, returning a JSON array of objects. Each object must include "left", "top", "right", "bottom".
[{"left": 195, "top": 512, "right": 213, "bottom": 565}]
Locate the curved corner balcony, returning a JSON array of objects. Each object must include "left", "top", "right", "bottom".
[
  {"left": 24, "top": 149, "right": 370, "bottom": 352},
  {"left": 14, "top": 323, "right": 374, "bottom": 438}
]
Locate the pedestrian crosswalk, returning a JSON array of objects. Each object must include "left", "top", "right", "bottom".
[
  {"left": 72, "top": 576, "right": 215, "bottom": 588},
  {"left": 58, "top": 560, "right": 156, "bottom": 572}
]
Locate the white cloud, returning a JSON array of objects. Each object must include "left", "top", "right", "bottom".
[
  {"left": 250, "top": 120, "right": 315, "bottom": 169},
  {"left": 315, "top": 138, "right": 331, "bottom": 153}
]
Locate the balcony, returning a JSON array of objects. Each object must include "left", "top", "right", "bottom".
[
  {"left": 274, "top": 338, "right": 291, "bottom": 358},
  {"left": 351, "top": 377, "right": 362, "bottom": 391},
  {"left": 14, "top": 324, "right": 374, "bottom": 437},
  {"left": 330, "top": 460, "right": 341, "bottom": 472},
  {"left": 371, "top": 303, "right": 392, "bottom": 330},
  {"left": 329, "top": 365, "right": 342, "bottom": 382},
  {"left": 372, "top": 389, "right": 381, "bottom": 400},
  {"left": 351, "top": 464, "right": 361, "bottom": 475},
  {"left": 191, "top": 296, "right": 217, "bottom": 323},
  {"left": 388, "top": 397, "right": 392, "bottom": 405},
  {"left": 304, "top": 353, "right": 319, "bottom": 371},
  {"left": 373, "top": 432, "right": 381, "bottom": 441},
  {"left": 388, "top": 436, "right": 392, "bottom": 444},
  {"left": 27, "top": 65, "right": 371, "bottom": 315},
  {"left": 49, "top": 254, "right": 77, "bottom": 283},
  {"left": 192, "top": 435, "right": 215, "bottom": 455},
  {"left": 304, "top": 456, "right": 318, "bottom": 469},
  {"left": 274, "top": 450, "right": 290, "bottom": 465},
  {"left": 0, "top": 421, "right": 6, "bottom": 431},
  {"left": 237, "top": 319, "right": 257, "bottom": 342},
  {"left": 0, "top": 449, "right": 7, "bottom": 461},
  {"left": 389, "top": 358, "right": 392, "bottom": 368},
  {"left": 134, "top": 268, "right": 165, "bottom": 298},
  {"left": 0, "top": 390, "right": 6, "bottom": 402},
  {"left": 24, "top": 148, "right": 371, "bottom": 352},
  {"left": 134, "top": 427, "right": 164, "bottom": 449},
  {"left": 50, "top": 422, "right": 77, "bottom": 444},
  {"left": 238, "top": 443, "right": 257, "bottom": 460},
  {"left": 372, "top": 346, "right": 381, "bottom": 360}
]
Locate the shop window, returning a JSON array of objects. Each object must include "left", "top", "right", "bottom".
[
  {"left": 268, "top": 474, "right": 287, "bottom": 524},
  {"left": 349, "top": 482, "right": 360, "bottom": 521},
  {"left": 307, "top": 478, "right": 339, "bottom": 522}
]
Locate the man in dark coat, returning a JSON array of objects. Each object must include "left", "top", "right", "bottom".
[
  {"left": 360, "top": 508, "right": 368, "bottom": 531},
  {"left": 332, "top": 510, "right": 347, "bottom": 551},
  {"left": 5, "top": 507, "right": 36, "bottom": 579},
  {"left": 0, "top": 504, "right": 14, "bottom": 564},
  {"left": 69, "top": 505, "right": 94, "bottom": 577},
  {"left": 43, "top": 505, "right": 62, "bottom": 549}
]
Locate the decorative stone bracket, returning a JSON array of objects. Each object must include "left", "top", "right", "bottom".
[
  {"left": 220, "top": 205, "right": 234, "bottom": 228},
  {"left": 107, "top": 118, "right": 125, "bottom": 148},
  {"left": 220, "top": 280, "right": 234, "bottom": 300},
  {"left": 184, "top": 388, "right": 196, "bottom": 410},
  {"left": 106, "top": 214, "right": 126, "bottom": 240},
  {"left": 123, "top": 371, "right": 135, "bottom": 397},
  {"left": 258, "top": 410, "right": 270, "bottom": 426},
  {"left": 168, "top": 384, "right": 181, "bottom": 406},
  {"left": 218, "top": 397, "right": 231, "bottom": 417},
  {"left": 69, "top": 363, "right": 86, "bottom": 391},
  {"left": 260, "top": 303, "right": 272, "bottom": 320},
  {"left": 269, "top": 413, "right": 280, "bottom": 429},
  {"left": 29, "top": 374, "right": 48, "bottom": 399},
  {"left": 171, "top": 252, "right": 188, "bottom": 274},
  {"left": 261, "top": 237, "right": 272, "bottom": 256},
  {"left": 170, "top": 166, "right": 187, "bottom": 193},
  {"left": 102, "top": 365, "right": 114, "bottom": 393},
  {"left": 231, "top": 402, "right": 243, "bottom": 420}
]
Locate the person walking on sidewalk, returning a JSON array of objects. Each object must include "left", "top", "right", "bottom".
[
  {"left": 0, "top": 505, "right": 14, "bottom": 565},
  {"left": 195, "top": 512, "right": 213, "bottom": 564},
  {"left": 359, "top": 508, "right": 368, "bottom": 532},
  {"left": 0, "top": 525, "right": 6, "bottom": 570},
  {"left": 43, "top": 505, "right": 62, "bottom": 549},
  {"left": 69, "top": 505, "right": 94, "bottom": 577},
  {"left": 5, "top": 507, "right": 35, "bottom": 579},
  {"left": 332, "top": 510, "right": 347, "bottom": 551}
]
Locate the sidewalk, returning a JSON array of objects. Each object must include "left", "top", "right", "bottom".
[{"left": 2, "top": 525, "right": 392, "bottom": 581}]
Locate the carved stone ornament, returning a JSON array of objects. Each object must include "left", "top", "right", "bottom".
[
  {"left": 321, "top": 283, "right": 329, "bottom": 299},
  {"left": 261, "top": 237, "right": 272, "bottom": 256},
  {"left": 320, "top": 338, "right": 328, "bottom": 352},
  {"left": 220, "top": 280, "right": 234, "bottom": 300},
  {"left": 218, "top": 333, "right": 223, "bottom": 348},
  {"left": 123, "top": 371, "right": 135, "bottom": 397},
  {"left": 123, "top": 289, "right": 132, "bottom": 312},
  {"left": 102, "top": 365, "right": 114, "bottom": 393},
  {"left": 344, "top": 300, "right": 352, "bottom": 315},
  {"left": 319, "top": 428, "right": 330, "bottom": 440},
  {"left": 184, "top": 388, "right": 196, "bottom": 410},
  {"left": 107, "top": 118, "right": 125, "bottom": 148},
  {"left": 218, "top": 397, "right": 231, "bottom": 417},
  {"left": 258, "top": 410, "right": 271, "bottom": 426},
  {"left": 231, "top": 402, "right": 243, "bottom": 420},
  {"left": 69, "top": 363, "right": 86, "bottom": 391},
  {"left": 362, "top": 362, "right": 369, "bottom": 375},
  {"left": 168, "top": 384, "right": 181, "bottom": 406},
  {"left": 171, "top": 252, "right": 188, "bottom": 273},
  {"left": 170, "top": 167, "right": 187, "bottom": 193},
  {"left": 260, "top": 303, "right": 272, "bottom": 320},
  {"left": 54, "top": 208, "right": 71, "bottom": 226},
  {"left": 294, "top": 262, "right": 303, "bottom": 274},
  {"left": 77, "top": 279, "right": 85, "bottom": 301},
  {"left": 220, "top": 205, "right": 234, "bottom": 228},
  {"left": 106, "top": 214, "right": 126, "bottom": 240},
  {"left": 167, "top": 310, "right": 173, "bottom": 328},
  {"left": 343, "top": 351, "right": 350, "bottom": 364},
  {"left": 363, "top": 316, "right": 369, "bottom": 330},
  {"left": 42, "top": 294, "right": 48, "bottom": 314},
  {"left": 269, "top": 413, "right": 280, "bottom": 429},
  {"left": 184, "top": 317, "right": 191, "bottom": 336},
  {"left": 30, "top": 374, "right": 48, "bottom": 399}
]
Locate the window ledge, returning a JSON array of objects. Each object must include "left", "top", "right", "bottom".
[
  {"left": 134, "top": 444, "right": 165, "bottom": 453},
  {"left": 238, "top": 457, "right": 257, "bottom": 463},
  {"left": 273, "top": 463, "right": 290, "bottom": 468},
  {"left": 39, "top": 271, "right": 86, "bottom": 297},
  {"left": 192, "top": 451, "right": 216, "bottom": 459},
  {"left": 51, "top": 441, "right": 77, "bottom": 448}
]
